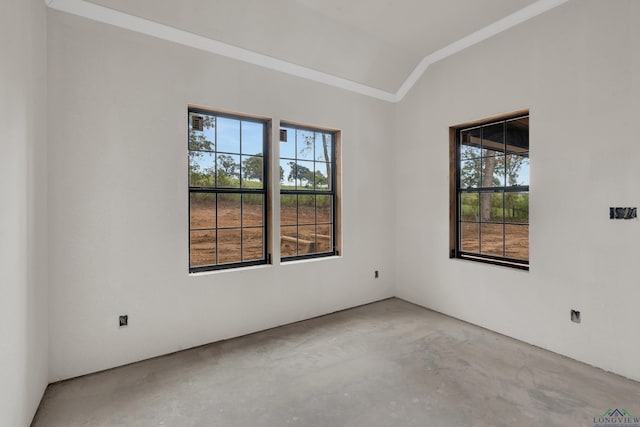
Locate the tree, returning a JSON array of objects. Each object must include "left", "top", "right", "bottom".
[
  {"left": 242, "top": 155, "right": 263, "bottom": 182},
  {"left": 314, "top": 170, "right": 327, "bottom": 188},
  {"left": 496, "top": 154, "right": 528, "bottom": 186},
  {"left": 480, "top": 150, "right": 497, "bottom": 222},
  {"left": 321, "top": 133, "right": 332, "bottom": 189},
  {"left": 217, "top": 154, "right": 239, "bottom": 182},
  {"left": 287, "top": 161, "right": 314, "bottom": 188},
  {"left": 460, "top": 146, "right": 526, "bottom": 222},
  {"left": 299, "top": 132, "right": 332, "bottom": 188},
  {"left": 188, "top": 114, "right": 215, "bottom": 186}
]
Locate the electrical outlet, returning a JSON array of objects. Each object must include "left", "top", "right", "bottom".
[
  {"left": 119, "top": 315, "right": 128, "bottom": 327},
  {"left": 374, "top": 270, "right": 379, "bottom": 279},
  {"left": 570, "top": 310, "right": 581, "bottom": 324}
]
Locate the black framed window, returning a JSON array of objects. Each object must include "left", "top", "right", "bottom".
[
  {"left": 188, "top": 107, "right": 269, "bottom": 272},
  {"left": 451, "top": 113, "right": 529, "bottom": 269},
  {"left": 280, "top": 123, "right": 338, "bottom": 260}
]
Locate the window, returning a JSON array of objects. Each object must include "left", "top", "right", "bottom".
[
  {"left": 280, "top": 123, "right": 340, "bottom": 260},
  {"left": 450, "top": 112, "right": 529, "bottom": 269},
  {"left": 188, "top": 107, "right": 269, "bottom": 272}
]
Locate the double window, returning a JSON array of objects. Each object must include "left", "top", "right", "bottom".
[
  {"left": 188, "top": 108, "right": 269, "bottom": 272},
  {"left": 450, "top": 112, "right": 529, "bottom": 269},
  {"left": 188, "top": 107, "right": 340, "bottom": 272}
]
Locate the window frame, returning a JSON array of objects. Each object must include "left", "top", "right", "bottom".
[
  {"left": 449, "top": 111, "right": 529, "bottom": 270},
  {"left": 188, "top": 106, "right": 270, "bottom": 273},
  {"left": 279, "top": 122, "right": 340, "bottom": 262}
]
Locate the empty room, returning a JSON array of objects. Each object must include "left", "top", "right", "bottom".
[{"left": 3, "top": 0, "right": 640, "bottom": 426}]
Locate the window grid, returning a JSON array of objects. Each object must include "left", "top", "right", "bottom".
[
  {"left": 280, "top": 124, "right": 337, "bottom": 260},
  {"left": 453, "top": 114, "right": 529, "bottom": 269},
  {"left": 188, "top": 108, "right": 269, "bottom": 272}
]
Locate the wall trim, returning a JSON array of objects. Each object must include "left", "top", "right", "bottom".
[{"left": 47, "top": 0, "right": 568, "bottom": 103}]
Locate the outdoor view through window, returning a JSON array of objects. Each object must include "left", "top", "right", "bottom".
[
  {"left": 280, "top": 124, "right": 337, "bottom": 260},
  {"left": 454, "top": 114, "right": 529, "bottom": 268},
  {"left": 188, "top": 109, "right": 268, "bottom": 272}
]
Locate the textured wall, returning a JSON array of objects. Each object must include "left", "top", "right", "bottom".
[
  {"left": 0, "top": 0, "right": 49, "bottom": 425},
  {"left": 47, "top": 10, "right": 396, "bottom": 381},
  {"left": 395, "top": 0, "right": 640, "bottom": 381}
]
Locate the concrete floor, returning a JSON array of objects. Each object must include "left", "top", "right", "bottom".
[{"left": 33, "top": 298, "right": 640, "bottom": 427}]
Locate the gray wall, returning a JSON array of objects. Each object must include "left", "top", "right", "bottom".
[
  {"left": 47, "top": 10, "right": 396, "bottom": 381},
  {"left": 0, "top": 0, "right": 49, "bottom": 425},
  {"left": 395, "top": 0, "right": 640, "bottom": 381}
]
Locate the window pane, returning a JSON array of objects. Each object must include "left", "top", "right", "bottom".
[
  {"left": 242, "top": 194, "right": 263, "bottom": 227},
  {"left": 488, "top": 192, "right": 504, "bottom": 222},
  {"left": 279, "top": 124, "right": 337, "bottom": 261},
  {"left": 504, "top": 192, "right": 529, "bottom": 224},
  {"left": 216, "top": 117, "right": 240, "bottom": 154},
  {"left": 189, "top": 151, "right": 215, "bottom": 187},
  {"left": 460, "top": 192, "right": 479, "bottom": 221},
  {"left": 506, "top": 117, "right": 529, "bottom": 153},
  {"left": 293, "top": 160, "right": 315, "bottom": 190},
  {"left": 460, "top": 222, "right": 479, "bottom": 253},
  {"left": 241, "top": 121, "right": 263, "bottom": 156},
  {"left": 217, "top": 193, "right": 241, "bottom": 228},
  {"left": 316, "top": 195, "right": 332, "bottom": 223},
  {"left": 480, "top": 223, "right": 504, "bottom": 257},
  {"left": 455, "top": 115, "right": 528, "bottom": 266},
  {"left": 242, "top": 228, "right": 263, "bottom": 261},
  {"left": 190, "top": 193, "right": 216, "bottom": 229},
  {"left": 460, "top": 127, "right": 481, "bottom": 159},
  {"left": 480, "top": 193, "right": 502, "bottom": 222},
  {"left": 241, "top": 155, "right": 263, "bottom": 188},
  {"left": 315, "top": 132, "right": 332, "bottom": 162},
  {"left": 217, "top": 228, "right": 242, "bottom": 264},
  {"left": 188, "top": 110, "right": 268, "bottom": 271},
  {"left": 217, "top": 154, "right": 240, "bottom": 188},
  {"left": 505, "top": 224, "right": 529, "bottom": 260},
  {"left": 460, "top": 143, "right": 481, "bottom": 160},
  {"left": 482, "top": 122, "right": 504, "bottom": 154},
  {"left": 506, "top": 154, "right": 529, "bottom": 186},
  {"left": 298, "top": 225, "right": 317, "bottom": 255},
  {"left": 190, "top": 230, "right": 216, "bottom": 267},
  {"left": 460, "top": 159, "right": 480, "bottom": 188},
  {"left": 315, "top": 162, "right": 331, "bottom": 190},
  {"left": 316, "top": 224, "right": 332, "bottom": 252},
  {"left": 297, "top": 129, "right": 314, "bottom": 160},
  {"left": 481, "top": 154, "right": 504, "bottom": 187},
  {"left": 280, "top": 126, "right": 296, "bottom": 159},
  {"left": 298, "top": 194, "right": 315, "bottom": 225},
  {"left": 280, "top": 194, "right": 297, "bottom": 226},
  {"left": 188, "top": 113, "right": 215, "bottom": 151},
  {"left": 280, "top": 159, "right": 295, "bottom": 189},
  {"left": 281, "top": 226, "right": 298, "bottom": 257}
]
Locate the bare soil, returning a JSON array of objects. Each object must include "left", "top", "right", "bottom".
[
  {"left": 460, "top": 222, "right": 529, "bottom": 260},
  {"left": 190, "top": 200, "right": 333, "bottom": 266}
]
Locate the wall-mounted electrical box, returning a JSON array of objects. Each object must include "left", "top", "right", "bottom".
[{"left": 610, "top": 207, "right": 637, "bottom": 219}]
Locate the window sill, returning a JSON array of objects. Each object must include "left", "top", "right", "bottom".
[
  {"left": 280, "top": 254, "right": 342, "bottom": 266},
  {"left": 189, "top": 263, "right": 271, "bottom": 277},
  {"left": 454, "top": 253, "right": 529, "bottom": 271}
]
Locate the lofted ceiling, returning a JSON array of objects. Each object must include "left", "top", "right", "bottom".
[{"left": 47, "top": 0, "right": 568, "bottom": 101}]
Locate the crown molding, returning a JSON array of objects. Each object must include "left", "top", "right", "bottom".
[{"left": 47, "top": 0, "right": 569, "bottom": 104}]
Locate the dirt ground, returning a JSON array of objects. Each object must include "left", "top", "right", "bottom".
[
  {"left": 460, "top": 222, "right": 529, "bottom": 260},
  {"left": 191, "top": 200, "right": 524, "bottom": 266},
  {"left": 190, "top": 198, "right": 333, "bottom": 266}
]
